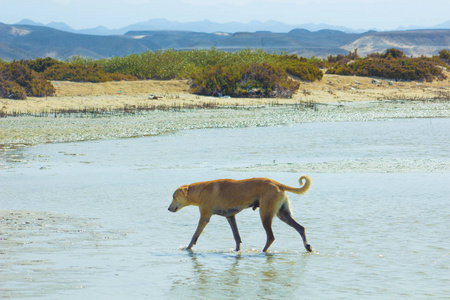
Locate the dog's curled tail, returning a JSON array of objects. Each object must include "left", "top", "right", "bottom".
[{"left": 281, "top": 175, "right": 311, "bottom": 195}]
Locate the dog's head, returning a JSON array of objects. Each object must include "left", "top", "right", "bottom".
[{"left": 168, "top": 185, "right": 189, "bottom": 212}]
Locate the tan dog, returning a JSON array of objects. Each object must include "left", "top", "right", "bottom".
[{"left": 168, "top": 175, "right": 312, "bottom": 252}]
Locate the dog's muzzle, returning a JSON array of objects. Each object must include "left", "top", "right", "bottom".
[{"left": 168, "top": 205, "right": 178, "bottom": 212}]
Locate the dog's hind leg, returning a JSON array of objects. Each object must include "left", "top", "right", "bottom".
[
  {"left": 277, "top": 200, "right": 312, "bottom": 252},
  {"left": 186, "top": 216, "right": 210, "bottom": 250},
  {"left": 260, "top": 213, "right": 275, "bottom": 252},
  {"left": 227, "top": 215, "right": 242, "bottom": 251},
  {"left": 259, "top": 192, "right": 281, "bottom": 252}
]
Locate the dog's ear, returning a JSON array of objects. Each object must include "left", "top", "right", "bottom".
[{"left": 181, "top": 185, "right": 189, "bottom": 197}]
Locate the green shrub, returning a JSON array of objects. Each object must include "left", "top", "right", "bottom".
[
  {"left": 326, "top": 48, "right": 446, "bottom": 81},
  {"left": 65, "top": 55, "right": 96, "bottom": 66},
  {"left": 107, "top": 72, "right": 138, "bottom": 81},
  {"left": 0, "top": 61, "right": 55, "bottom": 99},
  {"left": 24, "top": 57, "right": 137, "bottom": 82},
  {"left": 0, "top": 76, "right": 27, "bottom": 100},
  {"left": 97, "top": 50, "right": 194, "bottom": 80},
  {"left": 280, "top": 55, "right": 323, "bottom": 81},
  {"left": 327, "top": 49, "right": 359, "bottom": 65},
  {"left": 26, "top": 57, "right": 62, "bottom": 73},
  {"left": 96, "top": 49, "right": 321, "bottom": 82},
  {"left": 43, "top": 63, "right": 111, "bottom": 82},
  {"left": 439, "top": 49, "right": 450, "bottom": 64},
  {"left": 190, "top": 63, "right": 300, "bottom": 98},
  {"left": 381, "top": 48, "right": 405, "bottom": 59}
]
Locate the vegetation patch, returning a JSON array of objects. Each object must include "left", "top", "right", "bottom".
[
  {"left": 27, "top": 57, "right": 137, "bottom": 82},
  {"left": 439, "top": 49, "right": 450, "bottom": 64},
  {"left": 93, "top": 48, "right": 324, "bottom": 82},
  {"left": 1, "top": 48, "right": 449, "bottom": 100},
  {"left": 191, "top": 63, "right": 300, "bottom": 98},
  {"left": 326, "top": 48, "right": 448, "bottom": 81},
  {"left": 0, "top": 61, "right": 55, "bottom": 99},
  {"left": 279, "top": 55, "right": 324, "bottom": 81},
  {"left": 43, "top": 64, "right": 113, "bottom": 83}
]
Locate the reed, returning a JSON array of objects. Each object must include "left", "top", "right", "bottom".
[
  {"left": 379, "top": 92, "right": 450, "bottom": 102},
  {"left": 0, "top": 99, "right": 330, "bottom": 118},
  {"left": 0, "top": 101, "right": 227, "bottom": 118}
]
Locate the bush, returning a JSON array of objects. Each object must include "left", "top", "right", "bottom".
[
  {"left": 0, "top": 76, "right": 27, "bottom": 100},
  {"left": 107, "top": 72, "right": 138, "bottom": 81},
  {"left": 280, "top": 55, "right": 323, "bottom": 81},
  {"left": 439, "top": 49, "right": 450, "bottom": 63},
  {"left": 24, "top": 57, "right": 138, "bottom": 82},
  {"left": 0, "top": 61, "right": 55, "bottom": 99},
  {"left": 43, "top": 63, "right": 111, "bottom": 82},
  {"left": 65, "top": 55, "right": 96, "bottom": 66},
  {"left": 97, "top": 50, "right": 194, "bottom": 80},
  {"left": 327, "top": 49, "right": 359, "bottom": 65},
  {"left": 381, "top": 48, "right": 405, "bottom": 59},
  {"left": 190, "top": 63, "right": 300, "bottom": 98},
  {"left": 96, "top": 49, "right": 322, "bottom": 82},
  {"left": 27, "top": 57, "right": 62, "bottom": 73},
  {"left": 326, "top": 48, "right": 446, "bottom": 81}
]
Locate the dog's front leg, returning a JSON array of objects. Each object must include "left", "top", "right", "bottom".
[
  {"left": 227, "top": 215, "right": 242, "bottom": 251},
  {"left": 186, "top": 216, "right": 210, "bottom": 250}
]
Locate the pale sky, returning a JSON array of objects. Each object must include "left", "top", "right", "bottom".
[{"left": 1, "top": 0, "right": 449, "bottom": 31}]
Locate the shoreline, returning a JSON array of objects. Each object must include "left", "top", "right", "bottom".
[{"left": 1, "top": 100, "right": 449, "bottom": 148}]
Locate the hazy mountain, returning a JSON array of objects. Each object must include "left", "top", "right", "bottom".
[
  {"left": 16, "top": 19, "right": 78, "bottom": 33},
  {"left": 14, "top": 18, "right": 362, "bottom": 35},
  {"left": 14, "top": 18, "right": 450, "bottom": 36},
  {"left": 15, "top": 19, "right": 42, "bottom": 26},
  {"left": 78, "top": 26, "right": 120, "bottom": 36},
  {"left": 46, "top": 21, "right": 77, "bottom": 33},
  {"left": 434, "top": 20, "right": 450, "bottom": 29}
]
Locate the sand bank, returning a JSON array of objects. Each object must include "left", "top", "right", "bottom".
[
  {"left": 228, "top": 158, "right": 450, "bottom": 173},
  {"left": 1, "top": 73, "right": 449, "bottom": 116}
]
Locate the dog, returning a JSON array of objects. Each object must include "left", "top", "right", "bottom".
[{"left": 168, "top": 175, "right": 312, "bottom": 252}]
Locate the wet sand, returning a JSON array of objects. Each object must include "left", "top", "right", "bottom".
[{"left": 0, "top": 101, "right": 449, "bottom": 147}]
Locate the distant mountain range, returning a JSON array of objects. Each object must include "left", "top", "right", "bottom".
[
  {"left": 14, "top": 18, "right": 450, "bottom": 36},
  {"left": 15, "top": 18, "right": 368, "bottom": 35},
  {"left": 1, "top": 21, "right": 449, "bottom": 60}
]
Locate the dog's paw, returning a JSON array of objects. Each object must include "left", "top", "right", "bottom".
[{"left": 305, "top": 244, "right": 312, "bottom": 252}]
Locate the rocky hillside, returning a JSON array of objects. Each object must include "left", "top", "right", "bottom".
[{"left": 342, "top": 30, "right": 450, "bottom": 56}]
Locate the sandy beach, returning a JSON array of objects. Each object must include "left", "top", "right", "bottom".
[{"left": 1, "top": 73, "right": 450, "bottom": 147}]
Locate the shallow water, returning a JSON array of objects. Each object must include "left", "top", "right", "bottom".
[{"left": 1, "top": 118, "right": 449, "bottom": 299}]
